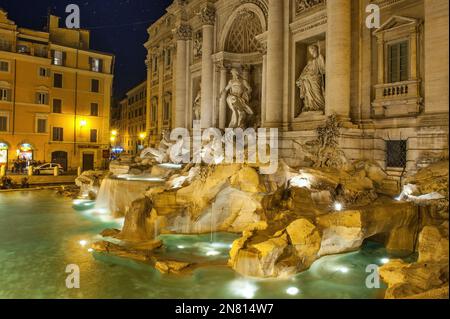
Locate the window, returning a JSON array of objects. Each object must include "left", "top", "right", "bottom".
[
  {"left": 90, "top": 129, "right": 98, "bottom": 143},
  {"left": 0, "top": 88, "right": 10, "bottom": 101},
  {"left": 91, "top": 79, "right": 99, "bottom": 93},
  {"left": 53, "top": 127, "right": 64, "bottom": 141},
  {"left": 0, "top": 61, "right": 9, "bottom": 72},
  {"left": 53, "top": 99, "right": 62, "bottom": 113},
  {"left": 386, "top": 140, "right": 407, "bottom": 168},
  {"left": 89, "top": 57, "right": 103, "bottom": 73},
  {"left": 39, "top": 67, "right": 50, "bottom": 77},
  {"left": 163, "top": 102, "right": 170, "bottom": 121},
  {"left": 53, "top": 73, "right": 63, "bottom": 88},
  {"left": 388, "top": 41, "right": 409, "bottom": 83},
  {"left": 90, "top": 103, "right": 99, "bottom": 116},
  {"left": 37, "top": 119, "right": 47, "bottom": 133},
  {"left": 153, "top": 57, "right": 158, "bottom": 73},
  {"left": 36, "top": 92, "right": 48, "bottom": 105},
  {"left": 52, "top": 50, "right": 65, "bottom": 66},
  {"left": 0, "top": 116, "right": 7, "bottom": 131}
]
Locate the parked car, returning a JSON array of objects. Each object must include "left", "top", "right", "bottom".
[{"left": 33, "top": 163, "right": 64, "bottom": 175}]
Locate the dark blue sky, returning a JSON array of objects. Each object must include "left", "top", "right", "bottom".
[{"left": 0, "top": 0, "right": 172, "bottom": 99}]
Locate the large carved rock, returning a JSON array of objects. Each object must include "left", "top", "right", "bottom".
[
  {"left": 117, "top": 197, "right": 154, "bottom": 242},
  {"left": 317, "top": 202, "right": 417, "bottom": 256},
  {"left": 380, "top": 222, "right": 449, "bottom": 299},
  {"left": 75, "top": 170, "right": 108, "bottom": 198}
]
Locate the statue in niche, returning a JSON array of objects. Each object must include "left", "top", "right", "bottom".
[
  {"left": 193, "top": 82, "right": 201, "bottom": 121},
  {"left": 296, "top": 44, "right": 326, "bottom": 113},
  {"left": 193, "top": 31, "right": 202, "bottom": 58},
  {"left": 221, "top": 68, "right": 254, "bottom": 129}
]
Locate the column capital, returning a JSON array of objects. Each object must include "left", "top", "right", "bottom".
[
  {"left": 199, "top": 5, "right": 216, "bottom": 26},
  {"left": 173, "top": 23, "right": 192, "bottom": 41}
]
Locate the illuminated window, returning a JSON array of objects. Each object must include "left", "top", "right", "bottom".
[
  {"left": 0, "top": 88, "right": 10, "bottom": 101},
  {"left": 52, "top": 50, "right": 65, "bottom": 66},
  {"left": 36, "top": 92, "right": 48, "bottom": 105},
  {"left": 89, "top": 57, "right": 103, "bottom": 73}
]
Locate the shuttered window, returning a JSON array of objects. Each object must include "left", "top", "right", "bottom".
[
  {"left": 37, "top": 119, "right": 47, "bottom": 133},
  {"left": 53, "top": 99, "right": 62, "bottom": 113},
  {"left": 0, "top": 116, "right": 7, "bottom": 131},
  {"left": 90, "top": 129, "right": 98, "bottom": 143},
  {"left": 53, "top": 127, "right": 64, "bottom": 141},
  {"left": 388, "top": 41, "right": 409, "bottom": 83}
]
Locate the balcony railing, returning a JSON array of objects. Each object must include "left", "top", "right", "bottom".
[{"left": 372, "top": 79, "right": 422, "bottom": 118}]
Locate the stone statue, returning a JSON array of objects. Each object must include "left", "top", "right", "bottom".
[
  {"left": 193, "top": 83, "right": 201, "bottom": 121},
  {"left": 221, "top": 68, "right": 254, "bottom": 129},
  {"left": 140, "top": 130, "right": 173, "bottom": 163},
  {"left": 296, "top": 44, "right": 326, "bottom": 113}
]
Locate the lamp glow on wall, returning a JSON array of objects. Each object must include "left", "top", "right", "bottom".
[
  {"left": 139, "top": 132, "right": 147, "bottom": 140},
  {"left": 80, "top": 119, "right": 87, "bottom": 128}
]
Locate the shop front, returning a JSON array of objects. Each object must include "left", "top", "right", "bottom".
[
  {"left": 0, "top": 142, "right": 8, "bottom": 167},
  {"left": 17, "top": 143, "right": 33, "bottom": 161}
]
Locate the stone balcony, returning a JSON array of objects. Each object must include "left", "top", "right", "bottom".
[{"left": 372, "top": 80, "right": 423, "bottom": 118}]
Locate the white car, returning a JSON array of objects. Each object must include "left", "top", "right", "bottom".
[{"left": 33, "top": 163, "right": 64, "bottom": 175}]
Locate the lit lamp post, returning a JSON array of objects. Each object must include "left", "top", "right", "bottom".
[{"left": 139, "top": 132, "right": 147, "bottom": 152}]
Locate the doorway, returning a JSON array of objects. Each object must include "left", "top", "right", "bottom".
[{"left": 82, "top": 153, "right": 94, "bottom": 171}]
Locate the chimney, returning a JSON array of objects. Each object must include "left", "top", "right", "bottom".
[{"left": 48, "top": 15, "right": 60, "bottom": 30}]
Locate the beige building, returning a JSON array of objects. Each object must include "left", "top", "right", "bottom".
[
  {"left": 0, "top": 9, "right": 114, "bottom": 171},
  {"left": 112, "top": 81, "right": 147, "bottom": 155},
  {"left": 143, "top": 0, "right": 448, "bottom": 178}
]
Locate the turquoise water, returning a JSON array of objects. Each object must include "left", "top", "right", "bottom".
[{"left": 0, "top": 190, "right": 398, "bottom": 299}]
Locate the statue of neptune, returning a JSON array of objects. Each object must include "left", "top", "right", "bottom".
[
  {"left": 296, "top": 44, "right": 326, "bottom": 112},
  {"left": 221, "top": 68, "right": 254, "bottom": 129}
]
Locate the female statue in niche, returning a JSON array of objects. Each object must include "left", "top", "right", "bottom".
[
  {"left": 193, "top": 82, "right": 201, "bottom": 121},
  {"left": 221, "top": 68, "right": 254, "bottom": 129},
  {"left": 296, "top": 44, "right": 326, "bottom": 113}
]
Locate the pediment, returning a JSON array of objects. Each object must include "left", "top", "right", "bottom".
[{"left": 373, "top": 16, "right": 419, "bottom": 35}]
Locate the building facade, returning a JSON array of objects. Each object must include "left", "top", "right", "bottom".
[
  {"left": 0, "top": 10, "right": 114, "bottom": 172},
  {"left": 143, "top": 0, "right": 448, "bottom": 178},
  {"left": 112, "top": 81, "right": 147, "bottom": 155}
]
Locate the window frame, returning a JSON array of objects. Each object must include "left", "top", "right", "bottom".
[
  {"left": 91, "top": 79, "right": 100, "bottom": 93},
  {"left": 0, "top": 60, "right": 9, "bottom": 73},
  {"left": 52, "top": 127, "right": 64, "bottom": 142},
  {"left": 387, "top": 39, "right": 410, "bottom": 84},
  {"left": 53, "top": 73, "right": 63, "bottom": 88}
]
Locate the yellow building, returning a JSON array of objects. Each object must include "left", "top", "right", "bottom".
[
  {"left": 0, "top": 9, "right": 114, "bottom": 172},
  {"left": 112, "top": 81, "right": 147, "bottom": 156}
]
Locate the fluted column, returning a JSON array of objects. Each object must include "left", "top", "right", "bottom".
[
  {"left": 326, "top": 0, "right": 351, "bottom": 120},
  {"left": 200, "top": 5, "right": 216, "bottom": 128},
  {"left": 174, "top": 24, "right": 191, "bottom": 128},
  {"left": 265, "top": 0, "right": 284, "bottom": 128},
  {"left": 218, "top": 64, "right": 228, "bottom": 129}
]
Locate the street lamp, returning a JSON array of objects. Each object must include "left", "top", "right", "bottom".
[{"left": 80, "top": 119, "right": 87, "bottom": 128}]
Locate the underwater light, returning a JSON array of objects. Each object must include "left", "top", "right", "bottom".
[
  {"left": 206, "top": 250, "right": 221, "bottom": 256},
  {"left": 338, "top": 266, "right": 349, "bottom": 273},
  {"left": 334, "top": 202, "right": 343, "bottom": 211},
  {"left": 381, "top": 258, "right": 390, "bottom": 264},
  {"left": 87, "top": 248, "right": 94, "bottom": 253},
  {"left": 286, "top": 287, "right": 300, "bottom": 295},
  {"left": 229, "top": 280, "right": 258, "bottom": 299},
  {"left": 79, "top": 240, "right": 88, "bottom": 247},
  {"left": 177, "top": 245, "right": 185, "bottom": 249}
]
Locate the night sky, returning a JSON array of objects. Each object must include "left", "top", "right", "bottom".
[{"left": 0, "top": 0, "right": 172, "bottom": 99}]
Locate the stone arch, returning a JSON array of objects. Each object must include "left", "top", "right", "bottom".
[{"left": 219, "top": 3, "right": 267, "bottom": 53}]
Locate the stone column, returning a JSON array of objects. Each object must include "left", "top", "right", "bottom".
[
  {"left": 200, "top": 5, "right": 216, "bottom": 128},
  {"left": 174, "top": 24, "right": 191, "bottom": 129},
  {"left": 265, "top": 0, "right": 284, "bottom": 128},
  {"left": 326, "top": 0, "right": 351, "bottom": 120},
  {"left": 218, "top": 64, "right": 228, "bottom": 129},
  {"left": 424, "top": 0, "right": 449, "bottom": 115}
]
